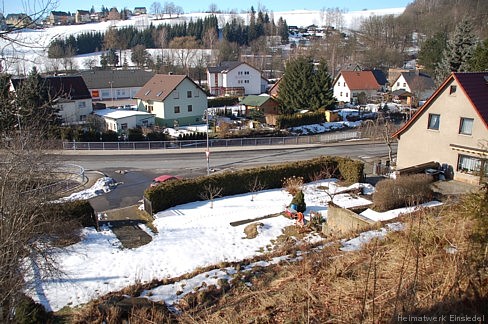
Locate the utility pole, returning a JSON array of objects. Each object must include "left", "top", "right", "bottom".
[{"left": 205, "top": 109, "right": 210, "bottom": 175}]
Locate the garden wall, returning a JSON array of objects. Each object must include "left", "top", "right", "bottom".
[{"left": 325, "top": 202, "right": 376, "bottom": 234}]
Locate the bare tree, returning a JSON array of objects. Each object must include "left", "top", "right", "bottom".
[
  {"left": 164, "top": 1, "right": 176, "bottom": 18},
  {"left": 208, "top": 3, "right": 218, "bottom": 13},
  {"left": 199, "top": 183, "right": 223, "bottom": 208},
  {"left": 247, "top": 177, "right": 266, "bottom": 201},
  {"left": 169, "top": 36, "right": 200, "bottom": 74},
  {"left": 150, "top": 1, "right": 163, "bottom": 19}
]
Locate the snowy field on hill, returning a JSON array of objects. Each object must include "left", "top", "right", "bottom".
[{"left": 1, "top": 7, "right": 404, "bottom": 74}]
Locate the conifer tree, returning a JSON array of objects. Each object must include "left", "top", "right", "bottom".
[
  {"left": 434, "top": 19, "right": 477, "bottom": 84},
  {"left": 277, "top": 56, "right": 335, "bottom": 114},
  {"left": 468, "top": 39, "right": 488, "bottom": 71}
]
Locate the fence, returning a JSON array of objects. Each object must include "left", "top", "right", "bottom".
[{"left": 62, "top": 131, "right": 361, "bottom": 151}]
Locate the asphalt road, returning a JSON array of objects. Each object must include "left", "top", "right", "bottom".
[{"left": 57, "top": 141, "right": 396, "bottom": 212}]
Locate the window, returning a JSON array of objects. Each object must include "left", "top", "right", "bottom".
[
  {"left": 121, "top": 123, "right": 128, "bottom": 130},
  {"left": 403, "top": 82, "right": 406, "bottom": 87},
  {"left": 187, "top": 105, "right": 192, "bottom": 112},
  {"left": 173, "top": 91, "right": 179, "bottom": 99},
  {"left": 337, "top": 82, "right": 341, "bottom": 86},
  {"left": 244, "top": 80, "right": 249, "bottom": 83},
  {"left": 346, "top": 93, "right": 349, "bottom": 97},
  {"left": 174, "top": 106, "right": 180, "bottom": 113},
  {"left": 458, "top": 154, "right": 488, "bottom": 176},
  {"left": 340, "top": 92, "right": 343, "bottom": 96},
  {"left": 78, "top": 101, "right": 86, "bottom": 108},
  {"left": 459, "top": 118, "right": 473, "bottom": 135},
  {"left": 58, "top": 104, "right": 64, "bottom": 111},
  {"left": 147, "top": 105, "right": 153, "bottom": 113},
  {"left": 194, "top": 89, "right": 199, "bottom": 97},
  {"left": 428, "top": 113, "right": 440, "bottom": 130},
  {"left": 449, "top": 85, "right": 457, "bottom": 95},
  {"left": 397, "top": 82, "right": 400, "bottom": 86},
  {"left": 187, "top": 90, "right": 192, "bottom": 98},
  {"left": 79, "top": 115, "right": 86, "bottom": 121}
]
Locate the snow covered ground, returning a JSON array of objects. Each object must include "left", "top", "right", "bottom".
[
  {"left": 1, "top": 7, "right": 404, "bottom": 74},
  {"left": 25, "top": 176, "right": 442, "bottom": 312}
]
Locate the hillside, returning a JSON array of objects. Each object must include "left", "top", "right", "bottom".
[
  {"left": 401, "top": 0, "right": 488, "bottom": 38},
  {"left": 68, "top": 186, "right": 488, "bottom": 323},
  {"left": 0, "top": 7, "right": 405, "bottom": 75}
]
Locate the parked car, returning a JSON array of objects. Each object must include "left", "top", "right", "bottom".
[{"left": 150, "top": 175, "right": 181, "bottom": 187}]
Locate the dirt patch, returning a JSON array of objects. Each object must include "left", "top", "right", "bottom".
[
  {"left": 100, "top": 205, "right": 153, "bottom": 248},
  {"left": 243, "top": 223, "right": 264, "bottom": 239}
]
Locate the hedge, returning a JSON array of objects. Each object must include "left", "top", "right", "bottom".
[
  {"left": 145, "top": 156, "right": 364, "bottom": 214},
  {"left": 277, "top": 111, "right": 326, "bottom": 129}
]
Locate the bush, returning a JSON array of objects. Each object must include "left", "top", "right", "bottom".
[
  {"left": 277, "top": 111, "right": 326, "bottom": 129},
  {"left": 282, "top": 176, "right": 304, "bottom": 196},
  {"left": 373, "top": 174, "right": 434, "bottom": 211},
  {"left": 14, "top": 295, "right": 49, "bottom": 324},
  {"left": 208, "top": 96, "right": 239, "bottom": 108}
]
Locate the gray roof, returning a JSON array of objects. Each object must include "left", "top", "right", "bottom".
[
  {"left": 79, "top": 69, "right": 155, "bottom": 89},
  {"left": 207, "top": 61, "right": 244, "bottom": 73},
  {"left": 398, "top": 71, "right": 435, "bottom": 91}
]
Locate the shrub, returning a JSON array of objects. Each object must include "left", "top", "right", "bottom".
[
  {"left": 282, "top": 176, "right": 304, "bottom": 196},
  {"left": 373, "top": 174, "right": 434, "bottom": 211},
  {"left": 14, "top": 295, "right": 49, "bottom": 324}
]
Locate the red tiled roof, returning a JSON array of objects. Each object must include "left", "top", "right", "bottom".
[
  {"left": 339, "top": 71, "right": 380, "bottom": 91},
  {"left": 393, "top": 72, "right": 488, "bottom": 138},
  {"left": 134, "top": 74, "right": 186, "bottom": 101}
]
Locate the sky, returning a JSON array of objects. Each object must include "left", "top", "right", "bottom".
[
  {"left": 25, "top": 173, "right": 441, "bottom": 312},
  {"left": 2, "top": 0, "right": 411, "bottom": 15}
]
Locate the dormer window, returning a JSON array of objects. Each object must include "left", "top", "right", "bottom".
[{"left": 449, "top": 85, "right": 457, "bottom": 95}]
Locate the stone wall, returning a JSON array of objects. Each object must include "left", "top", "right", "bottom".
[{"left": 325, "top": 202, "right": 377, "bottom": 234}]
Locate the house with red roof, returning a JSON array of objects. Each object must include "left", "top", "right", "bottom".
[
  {"left": 134, "top": 74, "right": 207, "bottom": 127},
  {"left": 393, "top": 72, "right": 488, "bottom": 185},
  {"left": 333, "top": 71, "right": 381, "bottom": 104}
]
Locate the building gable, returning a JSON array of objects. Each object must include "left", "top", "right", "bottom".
[{"left": 394, "top": 72, "right": 488, "bottom": 138}]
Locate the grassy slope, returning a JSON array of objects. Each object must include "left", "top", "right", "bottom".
[{"left": 69, "top": 188, "right": 488, "bottom": 323}]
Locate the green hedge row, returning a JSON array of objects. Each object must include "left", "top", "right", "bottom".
[
  {"left": 46, "top": 200, "right": 97, "bottom": 228},
  {"left": 276, "top": 111, "right": 326, "bottom": 129},
  {"left": 208, "top": 96, "right": 240, "bottom": 108},
  {"left": 145, "top": 156, "right": 364, "bottom": 214}
]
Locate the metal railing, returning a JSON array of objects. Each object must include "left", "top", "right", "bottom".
[{"left": 62, "top": 131, "right": 361, "bottom": 151}]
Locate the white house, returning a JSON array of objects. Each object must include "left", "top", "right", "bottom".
[
  {"left": 391, "top": 71, "right": 435, "bottom": 101},
  {"left": 10, "top": 75, "right": 93, "bottom": 124},
  {"left": 134, "top": 74, "right": 208, "bottom": 127},
  {"left": 207, "top": 61, "right": 266, "bottom": 96},
  {"left": 94, "top": 108, "right": 155, "bottom": 133},
  {"left": 333, "top": 71, "right": 381, "bottom": 104}
]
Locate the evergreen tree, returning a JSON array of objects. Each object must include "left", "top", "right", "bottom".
[
  {"left": 468, "top": 38, "right": 488, "bottom": 71},
  {"left": 277, "top": 56, "right": 335, "bottom": 114},
  {"left": 309, "top": 59, "right": 336, "bottom": 110},
  {"left": 106, "top": 48, "right": 119, "bottom": 67},
  {"left": 435, "top": 19, "right": 477, "bottom": 85},
  {"left": 277, "top": 17, "right": 289, "bottom": 44},
  {"left": 15, "top": 68, "right": 60, "bottom": 134},
  {"left": 417, "top": 32, "right": 447, "bottom": 77}
]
